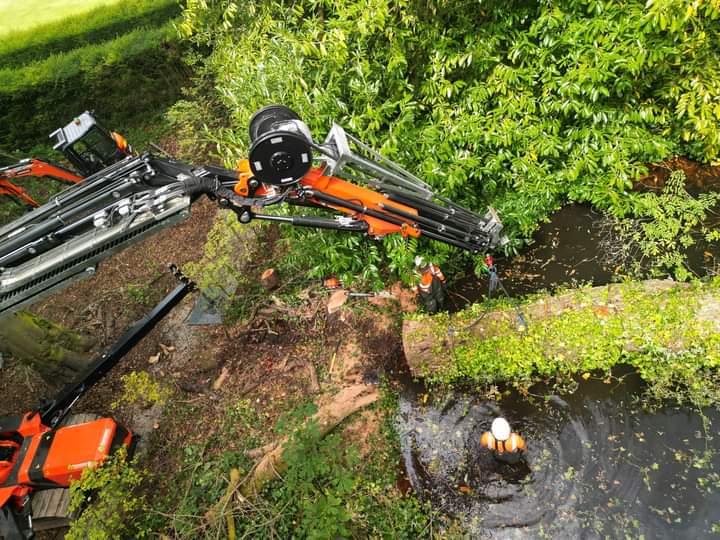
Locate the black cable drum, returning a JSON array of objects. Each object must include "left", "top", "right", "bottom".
[
  {"left": 248, "top": 105, "right": 313, "bottom": 185},
  {"left": 248, "top": 105, "right": 300, "bottom": 142}
]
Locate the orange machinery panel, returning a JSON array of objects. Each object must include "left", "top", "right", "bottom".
[{"left": 16, "top": 418, "right": 128, "bottom": 487}]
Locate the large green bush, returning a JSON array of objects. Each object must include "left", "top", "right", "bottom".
[
  {"left": 0, "top": 0, "right": 179, "bottom": 68},
  {"left": 177, "top": 0, "right": 720, "bottom": 279}
]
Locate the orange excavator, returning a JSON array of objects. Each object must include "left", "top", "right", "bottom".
[
  {"left": 0, "top": 105, "right": 507, "bottom": 538},
  {"left": 0, "top": 112, "right": 132, "bottom": 208}
]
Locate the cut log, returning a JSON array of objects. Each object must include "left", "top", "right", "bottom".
[
  {"left": 327, "top": 290, "right": 348, "bottom": 314},
  {"left": 402, "top": 279, "right": 710, "bottom": 377},
  {"left": 212, "top": 366, "right": 231, "bottom": 390}
]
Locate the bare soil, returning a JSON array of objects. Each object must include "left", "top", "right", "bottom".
[{"left": 0, "top": 179, "right": 413, "bottom": 537}]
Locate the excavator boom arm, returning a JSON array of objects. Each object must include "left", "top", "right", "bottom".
[
  {"left": 0, "top": 159, "right": 84, "bottom": 209},
  {"left": 0, "top": 106, "right": 506, "bottom": 320}
]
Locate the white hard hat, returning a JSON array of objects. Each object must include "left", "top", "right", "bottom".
[
  {"left": 491, "top": 417, "right": 511, "bottom": 441},
  {"left": 414, "top": 255, "right": 425, "bottom": 268}
]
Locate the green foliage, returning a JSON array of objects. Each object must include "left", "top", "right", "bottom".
[
  {"left": 610, "top": 170, "right": 720, "bottom": 279},
  {"left": 167, "top": 399, "right": 260, "bottom": 536},
  {"left": 182, "top": 212, "right": 275, "bottom": 321},
  {"left": 0, "top": 0, "right": 179, "bottom": 68},
  {"left": 175, "top": 0, "right": 720, "bottom": 282},
  {"left": 422, "top": 279, "right": 720, "bottom": 407},
  {"left": 236, "top": 400, "right": 435, "bottom": 539},
  {"left": 67, "top": 447, "right": 151, "bottom": 540},
  {"left": 164, "top": 88, "right": 230, "bottom": 159},
  {"left": 269, "top": 419, "right": 357, "bottom": 539},
  {"left": 163, "top": 394, "right": 433, "bottom": 538},
  {"left": 112, "top": 370, "right": 172, "bottom": 410},
  {"left": 0, "top": 21, "right": 187, "bottom": 152},
  {"left": 184, "top": 211, "right": 248, "bottom": 298},
  {"left": 125, "top": 282, "right": 153, "bottom": 305}
]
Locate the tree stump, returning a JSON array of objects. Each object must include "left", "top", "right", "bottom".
[
  {"left": 260, "top": 268, "right": 279, "bottom": 290},
  {"left": 0, "top": 311, "right": 93, "bottom": 384}
]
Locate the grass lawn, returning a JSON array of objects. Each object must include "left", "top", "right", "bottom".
[{"left": 0, "top": 0, "right": 123, "bottom": 36}]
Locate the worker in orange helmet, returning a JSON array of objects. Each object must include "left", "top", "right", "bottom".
[
  {"left": 481, "top": 417, "right": 526, "bottom": 464},
  {"left": 412, "top": 256, "right": 447, "bottom": 313}
]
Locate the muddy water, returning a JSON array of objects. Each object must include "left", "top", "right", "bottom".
[
  {"left": 450, "top": 203, "right": 719, "bottom": 307},
  {"left": 405, "top": 198, "right": 720, "bottom": 537},
  {"left": 398, "top": 372, "right": 720, "bottom": 538},
  {"left": 450, "top": 205, "right": 614, "bottom": 306}
]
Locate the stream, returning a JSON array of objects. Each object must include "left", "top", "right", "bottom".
[
  {"left": 398, "top": 201, "right": 720, "bottom": 538},
  {"left": 398, "top": 371, "right": 719, "bottom": 539}
]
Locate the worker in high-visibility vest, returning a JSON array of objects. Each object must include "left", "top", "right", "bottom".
[
  {"left": 481, "top": 417, "right": 526, "bottom": 464},
  {"left": 413, "top": 256, "right": 446, "bottom": 313}
]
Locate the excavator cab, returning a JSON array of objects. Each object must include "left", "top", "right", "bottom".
[{"left": 49, "top": 112, "right": 131, "bottom": 176}]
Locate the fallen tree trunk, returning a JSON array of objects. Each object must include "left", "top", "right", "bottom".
[
  {"left": 403, "top": 279, "right": 720, "bottom": 379},
  {"left": 205, "top": 383, "right": 379, "bottom": 525},
  {"left": 0, "top": 311, "right": 93, "bottom": 384}
]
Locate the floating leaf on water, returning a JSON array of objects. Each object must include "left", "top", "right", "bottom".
[
  {"left": 651, "top": 463, "right": 660, "bottom": 471},
  {"left": 582, "top": 372, "right": 591, "bottom": 380}
]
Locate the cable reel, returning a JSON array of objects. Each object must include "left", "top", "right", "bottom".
[{"left": 248, "top": 105, "right": 313, "bottom": 186}]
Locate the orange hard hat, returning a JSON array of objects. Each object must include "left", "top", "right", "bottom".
[{"left": 324, "top": 277, "right": 341, "bottom": 289}]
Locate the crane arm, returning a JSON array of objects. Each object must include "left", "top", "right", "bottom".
[
  {"left": 0, "top": 159, "right": 83, "bottom": 184},
  {"left": 0, "top": 159, "right": 84, "bottom": 209},
  {"left": 0, "top": 106, "right": 506, "bottom": 320}
]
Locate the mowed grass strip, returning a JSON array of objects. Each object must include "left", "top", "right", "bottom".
[
  {"left": 0, "top": 0, "right": 179, "bottom": 68},
  {"left": 0, "top": 21, "right": 176, "bottom": 94},
  {"left": 0, "top": 0, "right": 122, "bottom": 36}
]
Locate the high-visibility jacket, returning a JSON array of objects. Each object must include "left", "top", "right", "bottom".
[
  {"left": 111, "top": 131, "right": 133, "bottom": 155},
  {"left": 417, "top": 264, "right": 445, "bottom": 292},
  {"left": 481, "top": 431, "right": 526, "bottom": 454},
  {"left": 415, "top": 263, "right": 446, "bottom": 313}
]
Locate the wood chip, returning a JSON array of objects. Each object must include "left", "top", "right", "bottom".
[{"left": 212, "top": 366, "right": 230, "bottom": 390}]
